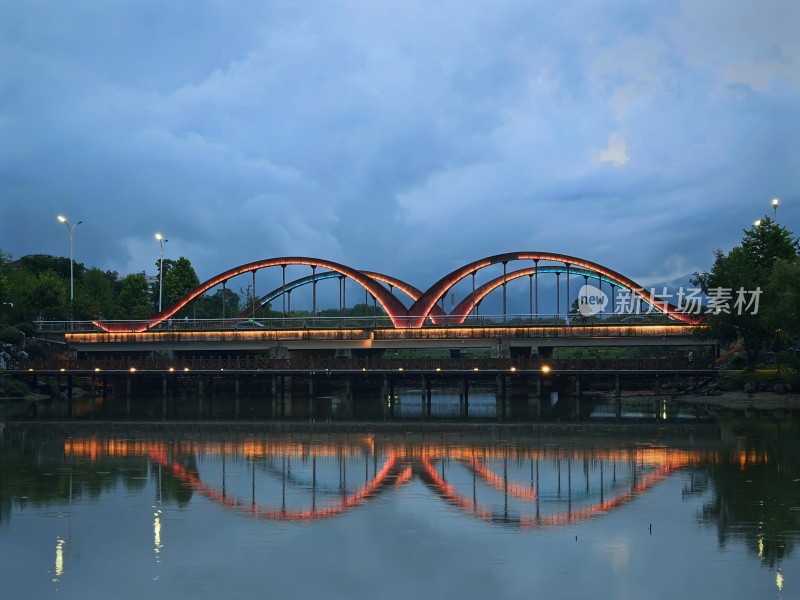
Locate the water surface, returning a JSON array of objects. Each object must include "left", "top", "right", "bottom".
[{"left": 1, "top": 425, "right": 798, "bottom": 599}]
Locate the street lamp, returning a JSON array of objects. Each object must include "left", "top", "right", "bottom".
[
  {"left": 155, "top": 233, "right": 168, "bottom": 312},
  {"left": 57, "top": 215, "right": 83, "bottom": 322},
  {"left": 772, "top": 198, "right": 780, "bottom": 222},
  {"left": 754, "top": 219, "right": 762, "bottom": 227}
]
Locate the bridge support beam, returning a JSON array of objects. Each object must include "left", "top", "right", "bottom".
[
  {"left": 496, "top": 375, "right": 506, "bottom": 420},
  {"left": 102, "top": 376, "right": 108, "bottom": 418},
  {"left": 309, "top": 375, "right": 315, "bottom": 420},
  {"left": 426, "top": 375, "right": 432, "bottom": 418},
  {"left": 198, "top": 377, "right": 204, "bottom": 419},
  {"left": 280, "top": 375, "right": 286, "bottom": 418},
  {"left": 380, "top": 376, "right": 388, "bottom": 420},
  {"left": 342, "top": 377, "right": 354, "bottom": 419},
  {"left": 460, "top": 376, "right": 469, "bottom": 419},
  {"left": 126, "top": 376, "right": 132, "bottom": 418},
  {"left": 534, "top": 377, "right": 542, "bottom": 419},
  {"left": 67, "top": 375, "right": 73, "bottom": 420},
  {"left": 528, "top": 384, "right": 540, "bottom": 420},
  {"left": 234, "top": 376, "right": 240, "bottom": 419},
  {"left": 162, "top": 375, "right": 168, "bottom": 421},
  {"left": 419, "top": 376, "right": 426, "bottom": 420},
  {"left": 389, "top": 378, "right": 395, "bottom": 419},
  {"left": 90, "top": 376, "right": 96, "bottom": 418}
]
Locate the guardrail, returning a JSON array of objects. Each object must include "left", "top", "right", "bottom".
[
  {"left": 35, "top": 312, "right": 679, "bottom": 334},
  {"left": 16, "top": 355, "right": 702, "bottom": 372}
]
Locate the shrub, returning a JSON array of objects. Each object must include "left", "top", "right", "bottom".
[{"left": 0, "top": 326, "right": 22, "bottom": 345}]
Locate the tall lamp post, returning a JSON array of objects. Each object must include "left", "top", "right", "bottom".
[
  {"left": 155, "top": 233, "right": 168, "bottom": 312},
  {"left": 772, "top": 198, "right": 780, "bottom": 222},
  {"left": 57, "top": 215, "right": 82, "bottom": 323}
]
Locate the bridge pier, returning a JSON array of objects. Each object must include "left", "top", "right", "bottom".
[
  {"left": 234, "top": 376, "right": 240, "bottom": 419},
  {"left": 529, "top": 376, "right": 541, "bottom": 420},
  {"left": 126, "top": 376, "right": 131, "bottom": 418},
  {"left": 162, "top": 375, "right": 168, "bottom": 421},
  {"left": 280, "top": 375, "right": 286, "bottom": 418},
  {"left": 309, "top": 375, "right": 315, "bottom": 420},
  {"left": 102, "top": 376, "right": 108, "bottom": 418},
  {"left": 418, "top": 375, "right": 425, "bottom": 420},
  {"left": 381, "top": 376, "right": 389, "bottom": 420},
  {"left": 341, "top": 377, "right": 354, "bottom": 419},
  {"left": 198, "top": 377, "right": 204, "bottom": 419},
  {"left": 389, "top": 378, "right": 396, "bottom": 419},
  {"left": 496, "top": 375, "right": 506, "bottom": 420},
  {"left": 459, "top": 376, "right": 469, "bottom": 419},
  {"left": 67, "top": 375, "right": 73, "bottom": 420},
  {"left": 90, "top": 376, "right": 96, "bottom": 418},
  {"left": 425, "top": 375, "right": 432, "bottom": 418}
]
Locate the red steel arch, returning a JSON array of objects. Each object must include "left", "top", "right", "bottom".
[
  {"left": 407, "top": 252, "right": 700, "bottom": 327},
  {"left": 362, "top": 271, "right": 446, "bottom": 321},
  {"left": 95, "top": 253, "right": 700, "bottom": 331},
  {"left": 95, "top": 257, "right": 411, "bottom": 332}
]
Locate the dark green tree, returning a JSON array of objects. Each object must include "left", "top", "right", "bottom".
[
  {"left": 692, "top": 217, "right": 799, "bottom": 367},
  {"left": 194, "top": 288, "right": 242, "bottom": 319},
  {"left": 765, "top": 256, "right": 800, "bottom": 339},
  {"left": 116, "top": 273, "right": 152, "bottom": 319},
  {"left": 18, "top": 270, "right": 68, "bottom": 321},
  {"left": 80, "top": 268, "right": 118, "bottom": 319},
  {"left": 17, "top": 254, "right": 84, "bottom": 281},
  {"left": 162, "top": 257, "right": 200, "bottom": 314}
]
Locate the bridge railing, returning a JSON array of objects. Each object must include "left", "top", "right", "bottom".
[
  {"left": 19, "top": 355, "right": 702, "bottom": 372},
  {"left": 35, "top": 312, "right": 679, "bottom": 334}
]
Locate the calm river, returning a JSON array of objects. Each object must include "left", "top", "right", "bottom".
[{"left": 1, "top": 423, "right": 798, "bottom": 599}]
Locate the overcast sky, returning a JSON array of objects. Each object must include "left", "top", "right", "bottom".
[{"left": 1, "top": 0, "right": 798, "bottom": 296}]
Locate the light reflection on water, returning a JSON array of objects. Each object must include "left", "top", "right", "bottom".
[{"left": 1, "top": 426, "right": 799, "bottom": 599}]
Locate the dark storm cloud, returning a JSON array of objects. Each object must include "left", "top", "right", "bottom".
[{"left": 1, "top": 0, "right": 797, "bottom": 293}]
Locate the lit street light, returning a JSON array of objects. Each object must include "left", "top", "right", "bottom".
[
  {"left": 754, "top": 219, "right": 762, "bottom": 227},
  {"left": 155, "top": 233, "right": 168, "bottom": 312},
  {"left": 772, "top": 198, "right": 780, "bottom": 222},
  {"left": 57, "top": 215, "right": 83, "bottom": 324}
]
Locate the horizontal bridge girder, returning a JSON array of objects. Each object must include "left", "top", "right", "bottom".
[{"left": 64, "top": 324, "right": 706, "bottom": 353}]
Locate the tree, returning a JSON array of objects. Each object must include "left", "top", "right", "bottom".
[
  {"left": 18, "top": 271, "right": 68, "bottom": 321},
  {"left": 17, "top": 254, "right": 84, "bottom": 282},
  {"left": 194, "top": 288, "right": 242, "bottom": 320},
  {"left": 693, "top": 217, "right": 799, "bottom": 367},
  {"left": 765, "top": 256, "right": 800, "bottom": 340},
  {"left": 78, "top": 268, "right": 118, "bottom": 319},
  {"left": 162, "top": 257, "right": 200, "bottom": 314},
  {"left": 116, "top": 274, "right": 152, "bottom": 319}
]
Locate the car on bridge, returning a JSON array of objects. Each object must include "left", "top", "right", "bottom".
[{"left": 234, "top": 319, "right": 266, "bottom": 329}]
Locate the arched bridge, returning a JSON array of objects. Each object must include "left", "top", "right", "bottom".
[{"left": 87, "top": 252, "right": 701, "bottom": 333}]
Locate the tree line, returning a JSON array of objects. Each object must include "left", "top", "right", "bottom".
[{"left": 0, "top": 251, "right": 211, "bottom": 325}]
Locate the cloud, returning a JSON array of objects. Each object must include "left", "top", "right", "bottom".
[
  {"left": 595, "top": 132, "right": 630, "bottom": 166},
  {"left": 0, "top": 0, "right": 797, "bottom": 305}
]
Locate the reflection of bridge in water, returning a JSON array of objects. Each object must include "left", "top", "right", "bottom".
[{"left": 64, "top": 437, "right": 716, "bottom": 528}]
